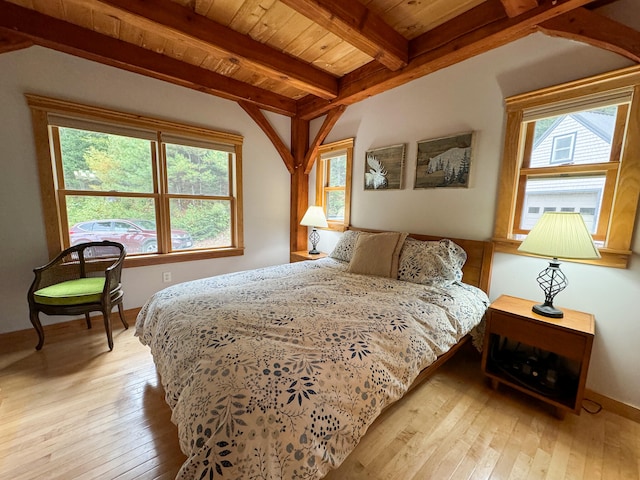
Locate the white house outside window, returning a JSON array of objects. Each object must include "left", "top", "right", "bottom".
[{"left": 516, "top": 104, "right": 621, "bottom": 242}]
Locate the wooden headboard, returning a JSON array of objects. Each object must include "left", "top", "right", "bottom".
[{"left": 348, "top": 227, "right": 494, "bottom": 294}]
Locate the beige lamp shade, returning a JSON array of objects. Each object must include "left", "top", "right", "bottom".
[
  {"left": 518, "top": 212, "right": 601, "bottom": 260},
  {"left": 300, "top": 206, "right": 328, "bottom": 228}
]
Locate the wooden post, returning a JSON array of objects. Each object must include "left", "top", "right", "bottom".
[{"left": 291, "top": 116, "right": 310, "bottom": 252}]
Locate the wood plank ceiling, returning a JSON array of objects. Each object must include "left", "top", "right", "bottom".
[
  {"left": 1, "top": 0, "right": 639, "bottom": 251},
  {"left": 1, "top": 0, "right": 639, "bottom": 121}
]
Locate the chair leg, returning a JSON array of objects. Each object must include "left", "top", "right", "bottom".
[
  {"left": 85, "top": 313, "right": 92, "bottom": 329},
  {"left": 117, "top": 303, "right": 129, "bottom": 329},
  {"left": 103, "top": 310, "right": 114, "bottom": 351},
  {"left": 29, "top": 308, "right": 45, "bottom": 351}
]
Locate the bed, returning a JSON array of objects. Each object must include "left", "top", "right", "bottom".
[{"left": 135, "top": 229, "right": 493, "bottom": 480}]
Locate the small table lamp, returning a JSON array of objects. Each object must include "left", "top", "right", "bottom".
[
  {"left": 300, "top": 206, "right": 328, "bottom": 255},
  {"left": 518, "top": 212, "right": 600, "bottom": 318}
]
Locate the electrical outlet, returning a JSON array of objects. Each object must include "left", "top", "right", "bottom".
[{"left": 162, "top": 271, "right": 172, "bottom": 283}]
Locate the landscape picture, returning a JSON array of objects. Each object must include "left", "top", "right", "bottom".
[
  {"left": 364, "top": 144, "right": 405, "bottom": 190},
  {"left": 415, "top": 132, "right": 474, "bottom": 188}
]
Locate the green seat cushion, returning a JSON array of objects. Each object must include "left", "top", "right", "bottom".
[{"left": 34, "top": 277, "right": 105, "bottom": 306}]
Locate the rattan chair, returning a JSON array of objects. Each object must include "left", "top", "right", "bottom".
[{"left": 27, "top": 241, "right": 128, "bottom": 351}]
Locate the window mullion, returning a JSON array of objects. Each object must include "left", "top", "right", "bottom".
[
  {"left": 610, "top": 104, "right": 629, "bottom": 163},
  {"left": 606, "top": 85, "right": 640, "bottom": 251},
  {"left": 227, "top": 152, "right": 233, "bottom": 199},
  {"left": 168, "top": 194, "right": 232, "bottom": 201},
  {"left": 50, "top": 126, "right": 71, "bottom": 248},
  {"left": 228, "top": 151, "right": 238, "bottom": 248},
  {"left": 521, "top": 122, "right": 535, "bottom": 169},
  {"left": 324, "top": 158, "right": 331, "bottom": 189},
  {"left": 59, "top": 190, "right": 157, "bottom": 198},
  {"left": 314, "top": 158, "right": 326, "bottom": 208},
  {"left": 156, "top": 139, "right": 171, "bottom": 254},
  {"left": 594, "top": 169, "right": 618, "bottom": 242},
  {"left": 344, "top": 145, "right": 353, "bottom": 228},
  {"left": 58, "top": 193, "right": 70, "bottom": 249},
  {"left": 50, "top": 126, "right": 66, "bottom": 191},
  {"left": 520, "top": 162, "right": 618, "bottom": 176},
  {"left": 512, "top": 174, "right": 529, "bottom": 235},
  {"left": 494, "top": 110, "right": 525, "bottom": 240}
]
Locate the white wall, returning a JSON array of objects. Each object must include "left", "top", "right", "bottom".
[
  {"left": 0, "top": 46, "right": 292, "bottom": 334},
  {"left": 313, "top": 32, "right": 640, "bottom": 409}
]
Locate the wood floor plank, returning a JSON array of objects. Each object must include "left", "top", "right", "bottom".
[
  {"left": 1, "top": 318, "right": 638, "bottom": 480},
  {"left": 564, "top": 417, "right": 588, "bottom": 480},
  {"left": 449, "top": 403, "right": 495, "bottom": 479}
]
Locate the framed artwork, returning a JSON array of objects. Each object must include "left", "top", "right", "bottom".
[
  {"left": 414, "top": 132, "right": 474, "bottom": 188},
  {"left": 364, "top": 144, "right": 405, "bottom": 190}
]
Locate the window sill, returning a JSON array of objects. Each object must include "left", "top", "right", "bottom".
[
  {"left": 123, "top": 247, "right": 244, "bottom": 268},
  {"left": 493, "top": 238, "right": 630, "bottom": 269},
  {"left": 323, "top": 223, "right": 348, "bottom": 233}
]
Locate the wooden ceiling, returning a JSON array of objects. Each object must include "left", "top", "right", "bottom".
[{"left": 1, "top": 0, "right": 639, "bottom": 121}]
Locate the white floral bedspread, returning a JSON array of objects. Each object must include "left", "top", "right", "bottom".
[{"left": 135, "top": 258, "right": 489, "bottom": 480}]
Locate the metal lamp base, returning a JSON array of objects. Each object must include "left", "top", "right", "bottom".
[
  {"left": 308, "top": 228, "right": 321, "bottom": 255},
  {"left": 532, "top": 302, "right": 564, "bottom": 318},
  {"left": 533, "top": 258, "right": 567, "bottom": 319}
]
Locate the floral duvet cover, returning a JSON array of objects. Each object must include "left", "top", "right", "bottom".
[{"left": 135, "top": 258, "right": 489, "bottom": 480}]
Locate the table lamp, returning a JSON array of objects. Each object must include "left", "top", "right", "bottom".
[
  {"left": 517, "top": 212, "right": 600, "bottom": 318},
  {"left": 300, "top": 206, "right": 328, "bottom": 255}
]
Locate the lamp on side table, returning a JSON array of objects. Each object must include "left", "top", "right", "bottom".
[{"left": 300, "top": 206, "right": 328, "bottom": 255}]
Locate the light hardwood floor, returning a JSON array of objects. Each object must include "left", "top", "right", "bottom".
[{"left": 1, "top": 315, "right": 638, "bottom": 480}]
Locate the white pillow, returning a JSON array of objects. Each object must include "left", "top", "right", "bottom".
[
  {"left": 329, "top": 230, "right": 360, "bottom": 262},
  {"left": 397, "top": 238, "right": 467, "bottom": 286}
]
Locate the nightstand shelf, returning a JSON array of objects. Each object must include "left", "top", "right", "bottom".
[
  {"left": 290, "top": 250, "right": 328, "bottom": 263},
  {"left": 481, "top": 295, "right": 595, "bottom": 418}
]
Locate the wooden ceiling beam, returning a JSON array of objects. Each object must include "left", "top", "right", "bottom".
[
  {"left": 280, "top": 0, "right": 408, "bottom": 71},
  {"left": 92, "top": 0, "right": 338, "bottom": 99},
  {"left": 238, "top": 101, "right": 296, "bottom": 174},
  {"left": 297, "top": 0, "right": 598, "bottom": 120},
  {"left": 500, "top": 0, "right": 540, "bottom": 18},
  {"left": 303, "top": 105, "right": 347, "bottom": 174},
  {"left": 0, "top": 1, "right": 296, "bottom": 116},
  {"left": 538, "top": 8, "right": 640, "bottom": 63},
  {"left": 410, "top": 0, "right": 508, "bottom": 58},
  {"left": 0, "top": 29, "right": 32, "bottom": 54}
]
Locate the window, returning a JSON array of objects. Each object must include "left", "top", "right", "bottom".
[
  {"left": 315, "top": 138, "right": 354, "bottom": 231},
  {"left": 27, "top": 95, "right": 244, "bottom": 267},
  {"left": 550, "top": 133, "right": 576, "bottom": 164},
  {"left": 493, "top": 67, "right": 640, "bottom": 268}
]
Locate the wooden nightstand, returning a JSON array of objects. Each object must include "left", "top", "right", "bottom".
[
  {"left": 481, "top": 295, "right": 595, "bottom": 418},
  {"left": 290, "top": 250, "right": 328, "bottom": 263}
]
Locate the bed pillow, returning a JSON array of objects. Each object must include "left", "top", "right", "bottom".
[
  {"left": 397, "top": 237, "right": 467, "bottom": 286},
  {"left": 347, "top": 232, "right": 408, "bottom": 278},
  {"left": 329, "top": 230, "right": 360, "bottom": 262}
]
